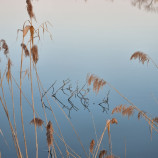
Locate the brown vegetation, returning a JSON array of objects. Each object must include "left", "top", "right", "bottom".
[
  {"left": 30, "top": 118, "right": 44, "bottom": 127},
  {"left": 31, "top": 45, "right": 38, "bottom": 64},
  {"left": 130, "top": 51, "right": 149, "bottom": 64},
  {"left": 112, "top": 105, "right": 135, "bottom": 119},
  {"left": 46, "top": 121, "right": 54, "bottom": 148},
  {"left": 99, "top": 150, "right": 107, "bottom": 158},
  {"left": 90, "top": 139, "right": 95, "bottom": 154},
  {"left": 0, "top": 39, "right": 9, "bottom": 56},
  {"left": 21, "top": 43, "right": 29, "bottom": 57},
  {"left": 87, "top": 74, "right": 106, "bottom": 94}
]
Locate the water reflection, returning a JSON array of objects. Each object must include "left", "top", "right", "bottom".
[
  {"left": 42, "top": 79, "right": 110, "bottom": 118},
  {"left": 131, "top": 0, "right": 158, "bottom": 12},
  {"left": 1, "top": 0, "right": 158, "bottom": 158}
]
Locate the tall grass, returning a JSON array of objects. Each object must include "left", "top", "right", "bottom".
[{"left": 1, "top": 1, "right": 158, "bottom": 158}]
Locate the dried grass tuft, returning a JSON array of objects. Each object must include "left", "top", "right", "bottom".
[
  {"left": 46, "top": 121, "right": 54, "bottom": 148},
  {"left": 87, "top": 74, "right": 106, "bottom": 94},
  {"left": 26, "top": 0, "right": 35, "bottom": 19},
  {"left": 31, "top": 45, "right": 38, "bottom": 64},
  {"left": 30, "top": 26, "right": 34, "bottom": 45},
  {"left": 111, "top": 118, "right": 118, "bottom": 124},
  {"left": 0, "top": 39, "right": 9, "bottom": 55},
  {"left": 21, "top": 43, "right": 29, "bottom": 57},
  {"left": 99, "top": 150, "right": 107, "bottom": 158},
  {"left": 152, "top": 117, "right": 158, "bottom": 124},
  {"left": 90, "top": 139, "right": 95, "bottom": 154},
  {"left": 112, "top": 105, "right": 134, "bottom": 119},
  {"left": 6, "top": 58, "right": 12, "bottom": 84},
  {"left": 122, "top": 106, "right": 134, "bottom": 119},
  {"left": 30, "top": 118, "right": 44, "bottom": 127},
  {"left": 112, "top": 105, "right": 123, "bottom": 114},
  {"left": 130, "top": 51, "right": 149, "bottom": 64}
]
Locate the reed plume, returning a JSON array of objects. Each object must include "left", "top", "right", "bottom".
[
  {"left": 87, "top": 74, "right": 106, "bottom": 94},
  {"left": 31, "top": 45, "right": 38, "bottom": 64},
  {"left": 90, "top": 139, "right": 95, "bottom": 154},
  {"left": 112, "top": 105, "right": 134, "bottom": 119},
  {"left": 112, "top": 104, "right": 123, "bottom": 114},
  {"left": 152, "top": 117, "right": 158, "bottom": 124},
  {"left": 130, "top": 51, "right": 149, "bottom": 64},
  {"left": 107, "top": 118, "right": 118, "bottom": 136},
  {"left": 46, "top": 121, "right": 54, "bottom": 148},
  {"left": 122, "top": 106, "right": 134, "bottom": 119},
  {"left": 111, "top": 118, "right": 118, "bottom": 124},
  {"left": 6, "top": 58, "right": 12, "bottom": 84},
  {"left": 0, "top": 39, "right": 9, "bottom": 56},
  {"left": 26, "top": 0, "right": 35, "bottom": 20},
  {"left": 30, "top": 26, "right": 35, "bottom": 45},
  {"left": 30, "top": 118, "right": 44, "bottom": 127},
  {"left": 99, "top": 150, "right": 107, "bottom": 158},
  {"left": 21, "top": 43, "right": 29, "bottom": 57},
  {"left": 87, "top": 74, "right": 95, "bottom": 85}
]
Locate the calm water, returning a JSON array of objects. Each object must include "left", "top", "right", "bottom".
[{"left": 0, "top": 0, "right": 158, "bottom": 157}]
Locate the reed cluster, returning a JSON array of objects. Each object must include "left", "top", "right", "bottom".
[{"left": 1, "top": 0, "right": 158, "bottom": 158}]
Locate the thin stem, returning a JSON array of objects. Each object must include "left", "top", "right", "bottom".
[
  {"left": 20, "top": 38, "right": 28, "bottom": 158},
  {"left": 54, "top": 140, "right": 64, "bottom": 158},
  {"left": 11, "top": 74, "right": 39, "bottom": 117},
  {"left": 0, "top": 96, "right": 22, "bottom": 158},
  {"left": 107, "top": 82, "right": 158, "bottom": 132},
  {"left": 10, "top": 76, "right": 17, "bottom": 136},
  {"left": 94, "top": 124, "right": 107, "bottom": 158},
  {"left": 34, "top": 66, "right": 70, "bottom": 158},
  {"left": 29, "top": 39, "right": 38, "bottom": 158}
]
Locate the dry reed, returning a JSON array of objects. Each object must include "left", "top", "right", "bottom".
[
  {"left": 138, "top": 111, "right": 146, "bottom": 120},
  {"left": 0, "top": 39, "right": 9, "bottom": 55},
  {"left": 26, "top": 0, "right": 35, "bottom": 19},
  {"left": 130, "top": 51, "right": 149, "bottom": 64},
  {"left": 90, "top": 139, "right": 95, "bottom": 154},
  {"left": 111, "top": 118, "right": 118, "bottom": 124},
  {"left": 152, "top": 117, "right": 158, "bottom": 124},
  {"left": 21, "top": 43, "right": 29, "bottom": 57},
  {"left": 20, "top": 37, "right": 28, "bottom": 158},
  {"left": 99, "top": 150, "right": 107, "bottom": 158},
  {"left": 112, "top": 105, "right": 134, "bottom": 119},
  {"left": 87, "top": 74, "right": 106, "bottom": 94},
  {"left": 30, "top": 118, "right": 44, "bottom": 127},
  {"left": 0, "top": 128, "right": 9, "bottom": 148},
  {"left": 46, "top": 121, "right": 54, "bottom": 148},
  {"left": 0, "top": 96, "right": 22, "bottom": 158},
  {"left": 94, "top": 118, "right": 118, "bottom": 158},
  {"left": 6, "top": 58, "right": 11, "bottom": 84},
  {"left": 31, "top": 45, "right": 38, "bottom": 64}
]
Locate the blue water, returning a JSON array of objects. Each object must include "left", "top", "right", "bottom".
[{"left": 0, "top": 0, "right": 158, "bottom": 157}]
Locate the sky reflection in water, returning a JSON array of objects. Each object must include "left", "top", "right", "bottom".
[{"left": 0, "top": 0, "right": 158, "bottom": 158}]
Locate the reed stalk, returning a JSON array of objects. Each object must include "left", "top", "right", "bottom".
[
  {"left": 29, "top": 34, "right": 38, "bottom": 158},
  {"left": 94, "top": 124, "right": 107, "bottom": 158},
  {"left": 9, "top": 75, "right": 17, "bottom": 136},
  {"left": 20, "top": 38, "right": 28, "bottom": 158},
  {"left": 0, "top": 96, "right": 22, "bottom": 158}
]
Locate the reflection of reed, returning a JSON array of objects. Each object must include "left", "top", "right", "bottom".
[
  {"left": 131, "top": 0, "right": 158, "bottom": 12},
  {"left": 43, "top": 80, "right": 110, "bottom": 118},
  {"left": 85, "top": 0, "right": 158, "bottom": 13}
]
